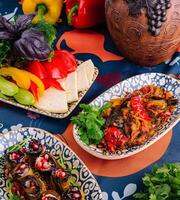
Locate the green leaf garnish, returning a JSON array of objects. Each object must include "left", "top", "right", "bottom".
[{"left": 72, "top": 103, "right": 111, "bottom": 145}]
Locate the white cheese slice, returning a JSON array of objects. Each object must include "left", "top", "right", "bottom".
[
  {"left": 84, "top": 59, "right": 95, "bottom": 84},
  {"left": 35, "top": 87, "right": 68, "bottom": 113},
  {"left": 77, "top": 62, "right": 90, "bottom": 92},
  {"left": 58, "top": 73, "right": 78, "bottom": 103},
  {"left": 64, "top": 71, "right": 78, "bottom": 103}
]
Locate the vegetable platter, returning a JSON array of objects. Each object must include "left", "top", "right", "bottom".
[
  {"left": 0, "top": 59, "right": 98, "bottom": 118},
  {"left": 0, "top": 13, "right": 99, "bottom": 118},
  {"left": 0, "top": 127, "right": 103, "bottom": 200},
  {"left": 72, "top": 73, "right": 180, "bottom": 160}
]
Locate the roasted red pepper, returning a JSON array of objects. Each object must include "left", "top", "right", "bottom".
[
  {"left": 104, "top": 127, "right": 129, "bottom": 153},
  {"left": 131, "top": 95, "right": 152, "bottom": 122},
  {"left": 66, "top": 0, "right": 105, "bottom": 28}
]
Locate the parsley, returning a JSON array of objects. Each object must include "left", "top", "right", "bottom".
[
  {"left": 134, "top": 163, "right": 180, "bottom": 200},
  {"left": 72, "top": 103, "right": 111, "bottom": 145}
]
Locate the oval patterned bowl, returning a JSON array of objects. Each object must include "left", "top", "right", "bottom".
[
  {"left": 73, "top": 73, "right": 180, "bottom": 160},
  {"left": 0, "top": 128, "right": 103, "bottom": 200}
]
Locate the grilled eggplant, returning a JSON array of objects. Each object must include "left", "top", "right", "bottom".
[
  {"left": 35, "top": 152, "right": 57, "bottom": 184},
  {"left": 26, "top": 139, "right": 44, "bottom": 165},
  {"left": 12, "top": 162, "right": 33, "bottom": 180},
  {"left": 62, "top": 186, "right": 82, "bottom": 200},
  {"left": 20, "top": 175, "right": 45, "bottom": 200},
  {"left": 42, "top": 190, "right": 61, "bottom": 200},
  {"left": 51, "top": 168, "right": 71, "bottom": 192}
]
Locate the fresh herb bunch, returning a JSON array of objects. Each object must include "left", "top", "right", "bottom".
[
  {"left": 0, "top": 40, "right": 11, "bottom": 67},
  {"left": 0, "top": 14, "right": 53, "bottom": 67},
  {"left": 134, "top": 163, "right": 180, "bottom": 200},
  {"left": 72, "top": 103, "right": 111, "bottom": 145},
  {"left": 32, "top": 20, "right": 57, "bottom": 46}
]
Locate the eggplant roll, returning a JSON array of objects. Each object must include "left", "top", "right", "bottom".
[
  {"left": 20, "top": 175, "right": 46, "bottom": 200},
  {"left": 42, "top": 190, "right": 61, "bottom": 200},
  {"left": 62, "top": 186, "right": 82, "bottom": 200},
  {"left": 51, "top": 168, "right": 71, "bottom": 192},
  {"left": 26, "top": 139, "right": 44, "bottom": 163},
  {"left": 35, "top": 152, "right": 58, "bottom": 185},
  {"left": 6, "top": 149, "right": 28, "bottom": 167},
  {"left": 12, "top": 162, "right": 34, "bottom": 180}
]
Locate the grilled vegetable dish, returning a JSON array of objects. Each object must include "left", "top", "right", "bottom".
[
  {"left": 5, "top": 139, "right": 83, "bottom": 200},
  {"left": 72, "top": 85, "right": 178, "bottom": 154}
]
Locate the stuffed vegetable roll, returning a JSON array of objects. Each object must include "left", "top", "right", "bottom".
[
  {"left": 26, "top": 139, "right": 45, "bottom": 164},
  {"left": 5, "top": 149, "right": 28, "bottom": 179},
  {"left": 42, "top": 190, "right": 61, "bottom": 200},
  {"left": 35, "top": 152, "right": 57, "bottom": 183},
  {"left": 51, "top": 168, "right": 71, "bottom": 192},
  {"left": 62, "top": 186, "right": 82, "bottom": 200},
  {"left": 12, "top": 162, "right": 33, "bottom": 180},
  {"left": 20, "top": 175, "right": 46, "bottom": 200}
]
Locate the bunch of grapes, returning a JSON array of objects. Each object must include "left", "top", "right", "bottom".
[{"left": 147, "top": 0, "right": 172, "bottom": 36}]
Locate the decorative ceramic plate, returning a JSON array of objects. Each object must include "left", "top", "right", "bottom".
[
  {"left": 0, "top": 61, "right": 99, "bottom": 119},
  {"left": 73, "top": 73, "right": 180, "bottom": 160},
  {"left": 0, "top": 127, "right": 103, "bottom": 200}
]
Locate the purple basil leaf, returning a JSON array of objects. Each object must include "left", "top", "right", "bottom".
[
  {"left": 0, "top": 16, "right": 15, "bottom": 33},
  {"left": 14, "top": 28, "right": 52, "bottom": 60},
  {"left": 0, "top": 31, "right": 14, "bottom": 40},
  {"left": 15, "top": 14, "right": 34, "bottom": 32}
]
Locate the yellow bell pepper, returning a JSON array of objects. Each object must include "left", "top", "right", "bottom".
[
  {"left": 21, "top": 70, "right": 45, "bottom": 96},
  {"left": 0, "top": 67, "right": 31, "bottom": 89},
  {"left": 22, "top": 0, "right": 63, "bottom": 24},
  {"left": 0, "top": 67, "right": 44, "bottom": 97}
]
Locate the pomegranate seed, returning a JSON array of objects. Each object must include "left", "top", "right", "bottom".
[
  {"left": 35, "top": 161, "right": 42, "bottom": 169},
  {"left": 56, "top": 169, "right": 65, "bottom": 178},
  {"left": 42, "top": 197, "right": 48, "bottom": 200},
  {"left": 73, "top": 193, "right": 81, "bottom": 198},
  {"left": 44, "top": 154, "right": 49, "bottom": 160},
  {"left": 32, "top": 143, "right": 39, "bottom": 150},
  {"left": 43, "top": 161, "right": 51, "bottom": 169},
  {"left": 20, "top": 164, "right": 26, "bottom": 170},
  {"left": 11, "top": 153, "right": 20, "bottom": 160}
]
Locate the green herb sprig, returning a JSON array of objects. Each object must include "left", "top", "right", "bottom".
[{"left": 72, "top": 102, "right": 111, "bottom": 145}]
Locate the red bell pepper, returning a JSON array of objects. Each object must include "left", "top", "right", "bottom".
[
  {"left": 104, "top": 127, "right": 129, "bottom": 153},
  {"left": 27, "top": 61, "right": 48, "bottom": 79},
  {"left": 66, "top": 0, "right": 105, "bottom": 29},
  {"left": 30, "top": 81, "right": 39, "bottom": 101},
  {"left": 131, "top": 95, "right": 152, "bottom": 122},
  {"left": 43, "top": 57, "right": 68, "bottom": 79},
  {"left": 54, "top": 50, "right": 77, "bottom": 73},
  {"left": 42, "top": 78, "right": 64, "bottom": 91}
]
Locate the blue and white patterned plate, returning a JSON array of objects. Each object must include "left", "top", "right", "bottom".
[
  {"left": 73, "top": 73, "right": 180, "bottom": 160},
  {"left": 0, "top": 128, "right": 103, "bottom": 200}
]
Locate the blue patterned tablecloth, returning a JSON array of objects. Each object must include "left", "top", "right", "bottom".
[{"left": 0, "top": 1, "right": 179, "bottom": 200}]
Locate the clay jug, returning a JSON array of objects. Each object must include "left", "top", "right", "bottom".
[{"left": 105, "top": 0, "right": 180, "bottom": 66}]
